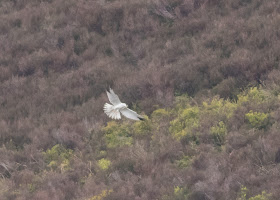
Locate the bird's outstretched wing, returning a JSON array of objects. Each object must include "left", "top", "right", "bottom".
[
  {"left": 120, "top": 108, "right": 144, "bottom": 121},
  {"left": 106, "top": 88, "right": 121, "bottom": 105}
]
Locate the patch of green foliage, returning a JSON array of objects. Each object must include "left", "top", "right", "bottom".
[
  {"left": 43, "top": 144, "right": 73, "bottom": 172},
  {"left": 169, "top": 106, "right": 200, "bottom": 140},
  {"left": 97, "top": 158, "right": 111, "bottom": 171},
  {"left": 173, "top": 186, "right": 189, "bottom": 200},
  {"left": 210, "top": 121, "right": 227, "bottom": 146},
  {"left": 150, "top": 108, "right": 171, "bottom": 133},
  {"left": 151, "top": 108, "right": 170, "bottom": 121},
  {"left": 237, "top": 87, "right": 267, "bottom": 105},
  {"left": 102, "top": 121, "right": 133, "bottom": 148},
  {"left": 237, "top": 185, "right": 272, "bottom": 200},
  {"left": 169, "top": 96, "right": 236, "bottom": 142},
  {"left": 245, "top": 111, "right": 269, "bottom": 129},
  {"left": 173, "top": 95, "right": 190, "bottom": 111},
  {"left": 162, "top": 186, "right": 189, "bottom": 200},
  {"left": 132, "top": 115, "right": 152, "bottom": 137},
  {"left": 202, "top": 97, "right": 237, "bottom": 119},
  {"left": 175, "top": 156, "right": 192, "bottom": 169},
  {"left": 248, "top": 192, "right": 272, "bottom": 200},
  {"left": 237, "top": 186, "right": 249, "bottom": 200},
  {"left": 88, "top": 189, "right": 113, "bottom": 200},
  {"left": 102, "top": 116, "right": 152, "bottom": 147},
  {"left": 169, "top": 87, "right": 272, "bottom": 144}
]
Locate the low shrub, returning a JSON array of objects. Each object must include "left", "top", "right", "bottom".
[
  {"left": 169, "top": 106, "right": 200, "bottom": 140},
  {"left": 102, "top": 121, "right": 132, "bottom": 148},
  {"left": 97, "top": 158, "right": 111, "bottom": 171},
  {"left": 245, "top": 111, "right": 269, "bottom": 129},
  {"left": 210, "top": 121, "right": 227, "bottom": 146},
  {"left": 43, "top": 144, "right": 73, "bottom": 172}
]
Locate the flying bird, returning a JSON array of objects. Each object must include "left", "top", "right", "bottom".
[{"left": 104, "top": 88, "right": 144, "bottom": 121}]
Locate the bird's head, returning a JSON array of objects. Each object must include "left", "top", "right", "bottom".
[{"left": 120, "top": 103, "right": 128, "bottom": 108}]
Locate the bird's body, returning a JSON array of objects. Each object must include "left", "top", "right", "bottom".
[
  {"left": 113, "top": 103, "right": 128, "bottom": 110},
  {"left": 104, "top": 88, "right": 144, "bottom": 121}
]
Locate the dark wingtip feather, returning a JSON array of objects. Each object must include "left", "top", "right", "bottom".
[
  {"left": 138, "top": 117, "right": 145, "bottom": 121},
  {"left": 106, "top": 86, "right": 112, "bottom": 93}
]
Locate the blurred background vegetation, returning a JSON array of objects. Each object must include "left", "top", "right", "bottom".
[{"left": 0, "top": 0, "right": 280, "bottom": 199}]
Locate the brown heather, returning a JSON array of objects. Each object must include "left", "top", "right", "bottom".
[{"left": 1, "top": 0, "right": 280, "bottom": 199}]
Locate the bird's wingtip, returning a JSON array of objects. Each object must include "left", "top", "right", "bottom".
[
  {"left": 138, "top": 116, "right": 145, "bottom": 121},
  {"left": 106, "top": 87, "right": 114, "bottom": 94}
]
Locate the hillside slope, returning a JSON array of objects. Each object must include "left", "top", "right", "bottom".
[{"left": 0, "top": 0, "right": 280, "bottom": 199}]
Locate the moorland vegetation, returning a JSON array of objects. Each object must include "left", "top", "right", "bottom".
[{"left": 1, "top": 0, "right": 280, "bottom": 199}]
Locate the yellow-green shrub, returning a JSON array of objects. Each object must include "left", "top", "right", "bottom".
[
  {"left": 97, "top": 158, "right": 111, "bottom": 171},
  {"left": 237, "top": 185, "right": 271, "bottom": 200},
  {"left": 169, "top": 106, "right": 200, "bottom": 140},
  {"left": 210, "top": 121, "right": 227, "bottom": 146},
  {"left": 170, "top": 94, "right": 238, "bottom": 142},
  {"left": 43, "top": 144, "right": 73, "bottom": 172},
  {"left": 237, "top": 87, "right": 267, "bottom": 105},
  {"left": 248, "top": 191, "right": 272, "bottom": 200},
  {"left": 173, "top": 95, "right": 190, "bottom": 111},
  {"left": 173, "top": 186, "right": 189, "bottom": 200},
  {"left": 132, "top": 115, "right": 152, "bottom": 137},
  {"left": 202, "top": 97, "right": 237, "bottom": 119},
  {"left": 245, "top": 111, "right": 269, "bottom": 129},
  {"left": 151, "top": 108, "right": 170, "bottom": 121},
  {"left": 237, "top": 186, "right": 248, "bottom": 200},
  {"left": 102, "top": 121, "right": 132, "bottom": 148},
  {"left": 151, "top": 108, "right": 172, "bottom": 133},
  {"left": 162, "top": 186, "right": 189, "bottom": 200},
  {"left": 89, "top": 189, "right": 113, "bottom": 200},
  {"left": 175, "top": 156, "right": 192, "bottom": 169}
]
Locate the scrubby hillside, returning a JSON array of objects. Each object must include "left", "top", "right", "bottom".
[{"left": 0, "top": 0, "right": 280, "bottom": 199}]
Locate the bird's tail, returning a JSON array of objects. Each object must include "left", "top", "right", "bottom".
[
  {"left": 103, "top": 103, "right": 121, "bottom": 119},
  {"left": 104, "top": 103, "right": 113, "bottom": 114}
]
